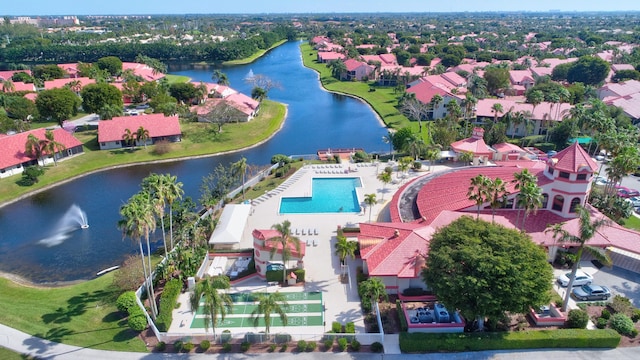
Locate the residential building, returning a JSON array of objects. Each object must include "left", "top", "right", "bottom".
[{"left": 97, "top": 114, "right": 181, "bottom": 150}]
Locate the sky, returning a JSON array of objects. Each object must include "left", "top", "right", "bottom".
[{"left": 3, "top": 0, "right": 639, "bottom": 16}]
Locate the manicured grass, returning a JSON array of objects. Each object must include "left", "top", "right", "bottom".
[
  {"left": 0, "top": 274, "right": 147, "bottom": 352},
  {"left": 164, "top": 74, "right": 190, "bottom": 83},
  {"left": 300, "top": 44, "right": 417, "bottom": 131},
  {"left": 0, "top": 347, "right": 35, "bottom": 360},
  {"left": 223, "top": 40, "right": 287, "bottom": 65},
  {"left": 622, "top": 215, "right": 640, "bottom": 231},
  {"left": 0, "top": 100, "right": 286, "bottom": 204}
]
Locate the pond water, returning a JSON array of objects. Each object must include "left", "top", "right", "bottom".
[{"left": 0, "top": 41, "right": 388, "bottom": 283}]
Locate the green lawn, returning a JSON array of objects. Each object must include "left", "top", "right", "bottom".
[
  {"left": 0, "top": 100, "right": 286, "bottom": 204},
  {"left": 164, "top": 74, "right": 190, "bottom": 84},
  {"left": 0, "top": 274, "right": 147, "bottom": 352},
  {"left": 0, "top": 346, "right": 35, "bottom": 360},
  {"left": 622, "top": 215, "right": 640, "bottom": 231},
  {"left": 223, "top": 40, "right": 287, "bottom": 65}
]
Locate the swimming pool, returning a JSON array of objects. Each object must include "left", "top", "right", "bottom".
[{"left": 279, "top": 177, "right": 362, "bottom": 214}]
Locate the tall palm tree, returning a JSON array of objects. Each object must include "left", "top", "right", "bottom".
[
  {"left": 467, "top": 174, "right": 489, "bottom": 219},
  {"left": 404, "top": 136, "right": 425, "bottom": 161},
  {"left": 517, "top": 182, "right": 543, "bottom": 230},
  {"left": 118, "top": 191, "right": 158, "bottom": 318},
  {"left": 99, "top": 104, "right": 123, "bottom": 120},
  {"left": 250, "top": 291, "right": 288, "bottom": 335},
  {"left": 377, "top": 171, "right": 392, "bottom": 200},
  {"left": 487, "top": 177, "right": 508, "bottom": 223},
  {"left": 359, "top": 277, "right": 388, "bottom": 309},
  {"left": 491, "top": 103, "right": 504, "bottom": 123},
  {"left": 329, "top": 59, "right": 347, "bottom": 80},
  {"left": 122, "top": 128, "right": 135, "bottom": 149},
  {"left": 232, "top": 157, "right": 248, "bottom": 199},
  {"left": 189, "top": 275, "right": 233, "bottom": 339},
  {"left": 142, "top": 173, "right": 169, "bottom": 255},
  {"left": 423, "top": 145, "right": 441, "bottom": 171},
  {"left": 42, "top": 130, "right": 66, "bottom": 166},
  {"left": 382, "top": 131, "right": 396, "bottom": 161},
  {"left": 24, "top": 134, "right": 45, "bottom": 166},
  {"left": 545, "top": 206, "right": 611, "bottom": 312},
  {"left": 429, "top": 94, "right": 444, "bottom": 119},
  {"left": 364, "top": 193, "right": 377, "bottom": 222},
  {"left": 251, "top": 86, "right": 267, "bottom": 102},
  {"left": 512, "top": 169, "right": 538, "bottom": 228},
  {"left": 269, "top": 220, "right": 301, "bottom": 284},
  {"left": 211, "top": 70, "right": 229, "bottom": 86},
  {"left": 136, "top": 126, "right": 150, "bottom": 148},
  {"left": 163, "top": 174, "right": 184, "bottom": 249},
  {"left": 458, "top": 151, "right": 474, "bottom": 166}
]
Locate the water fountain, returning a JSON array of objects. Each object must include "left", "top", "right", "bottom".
[
  {"left": 37, "top": 204, "right": 89, "bottom": 247},
  {"left": 244, "top": 69, "right": 255, "bottom": 80}
]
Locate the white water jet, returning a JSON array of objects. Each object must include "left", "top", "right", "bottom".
[{"left": 37, "top": 204, "right": 89, "bottom": 247}]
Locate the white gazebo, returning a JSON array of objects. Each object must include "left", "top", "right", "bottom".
[{"left": 208, "top": 204, "right": 251, "bottom": 249}]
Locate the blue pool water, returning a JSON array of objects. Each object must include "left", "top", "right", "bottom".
[{"left": 279, "top": 178, "right": 362, "bottom": 214}]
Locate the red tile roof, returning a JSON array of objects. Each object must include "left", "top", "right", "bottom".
[
  {"left": 252, "top": 229, "right": 306, "bottom": 257},
  {"left": 549, "top": 141, "right": 598, "bottom": 173},
  {"left": 493, "top": 142, "right": 525, "bottom": 153},
  {"left": 3, "top": 81, "right": 35, "bottom": 93},
  {"left": 475, "top": 98, "right": 572, "bottom": 122},
  {"left": 450, "top": 136, "right": 494, "bottom": 155},
  {"left": 0, "top": 70, "right": 32, "bottom": 81},
  {"left": 225, "top": 92, "right": 259, "bottom": 116},
  {"left": 0, "top": 128, "right": 83, "bottom": 169},
  {"left": 97, "top": 114, "right": 181, "bottom": 143},
  {"left": 44, "top": 77, "right": 95, "bottom": 90}
]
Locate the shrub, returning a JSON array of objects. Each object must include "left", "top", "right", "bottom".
[
  {"left": 240, "top": 341, "right": 251, "bottom": 352},
  {"left": 155, "top": 341, "right": 166, "bottom": 352},
  {"left": 173, "top": 340, "right": 183, "bottom": 353},
  {"left": 601, "top": 308, "right": 611, "bottom": 320},
  {"left": 280, "top": 343, "right": 288, "bottom": 352},
  {"left": 402, "top": 287, "right": 430, "bottom": 297},
  {"left": 116, "top": 291, "right": 138, "bottom": 314},
  {"left": 412, "top": 161, "right": 422, "bottom": 170},
  {"left": 567, "top": 309, "right": 589, "bottom": 329},
  {"left": 384, "top": 166, "right": 393, "bottom": 174},
  {"left": 611, "top": 313, "right": 636, "bottom": 336},
  {"left": 345, "top": 322, "right": 355, "bottom": 333},
  {"left": 371, "top": 341, "right": 384, "bottom": 353},
  {"left": 297, "top": 340, "right": 307, "bottom": 352},
  {"left": 324, "top": 339, "right": 333, "bottom": 351},
  {"left": 351, "top": 339, "right": 361, "bottom": 351},
  {"left": 153, "top": 139, "right": 171, "bottom": 155},
  {"left": 293, "top": 269, "right": 305, "bottom": 282},
  {"left": 631, "top": 309, "right": 640, "bottom": 323},
  {"left": 632, "top": 329, "right": 639, "bottom": 338},
  {"left": 199, "top": 340, "right": 210, "bottom": 351},
  {"left": 274, "top": 333, "right": 291, "bottom": 344},
  {"left": 306, "top": 341, "right": 317, "bottom": 352},
  {"left": 338, "top": 337, "right": 348, "bottom": 351},
  {"left": 271, "top": 154, "right": 291, "bottom": 165},
  {"left": 220, "top": 329, "right": 232, "bottom": 344},
  {"left": 127, "top": 313, "right": 148, "bottom": 332},
  {"left": 182, "top": 342, "right": 194, "bottom": 352},
  {"left": 221, "top": 343, "right": 232, "bottom": 352},
  {"left": 596, "top": 317, "right": 608, "bottom": 329},
  {"left": 397, "top": 300, "right": 408, "bottom": 332},
  {"left": 332, "top": 321, "right": 343, "bottom": 333},
  {"left": 156, "top": 279, "right": 182, "bottom": 331},
  {"left": 611, "top": 295, "right": 633, "bottom": 315}
]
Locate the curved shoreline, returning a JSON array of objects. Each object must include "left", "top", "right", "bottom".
[{"left": 0, "top": 105, "right": 289, "bottom": 211}]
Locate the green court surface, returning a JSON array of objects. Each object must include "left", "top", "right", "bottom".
[
  {"left": 191, "top": 315, "right": 324, "bottom": 328},
  {"left": 196, "top": 302, "right": 323, "bottom": 315},
  {"left": 192, "top": 291, "right": 323, "bottom": 329}
]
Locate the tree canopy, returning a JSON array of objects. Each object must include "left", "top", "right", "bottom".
[
  {"left": 35, "top": 88, "right": 80, "bottom": 126},
  {"left": 566, "top": 56, "right": 610, "bottom": 86},
  {"left": 422, "top": 216, "right": 552, "bottom": 325},
  {"left": 80, "top": 83, "right": 123, "bottom": 114}
]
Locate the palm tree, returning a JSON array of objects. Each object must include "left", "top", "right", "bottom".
[
  {"left": 251, "top": 86, "right": 267, "bottom": 102},
  {"left": 135, "top": 126, "right": 150, "bottom": 148},
  {"left": 122, "top": 128, "right": 135, "bottom": 149},
  {"left": 491, "top": 103, "right": 503, "bottom": 123},
  {"left": 364, "top": 193, "right": 377, "bottom": 222},
  {"left": 404, "top": 137, "right": 425, "bottom": 161},
  {"left": 2, "top": 79, "right": 15, "bottom": 93},
  {"left": 329, "top": 59, "right": 347, "bottom": 80},
  {"left": 517, "top": 182, "right": 543, "bottom": 230},
  {"left": 458, "top": 151, "right": 474, "bottom": 166},
  {"left": 487, "top": 177, "right": 508, "bottom": 223},
  {"left": 359, "top": 277, "right": 388, "bottom": 309},
  {"left": 211, "top": 70, "right": 229, "bottom": 86},
  {"left": 377, "top": 171, "right": 392, "bottom": 200},
  {"left": 423, "top": 145, "right": 441, "bottom": 171},
  {"left": 545, "top": 206, "right": 611, "bottom": 312},
  {"left": 189, "top": 275, "right": 233, "bottom": 339},
  {"left": 99, "top": 104, "right": 123, "bottom": 120},
  {"left": 250, "top": 291, "right": 289, "bottom": 335},
  {"left": 467, "top": 174, "right": 489, "bottom": 219},
  {"left": 118, "top": 191, "right": 158, "bottom": 318},
  {"left": 163, "top": 174, "right": 184, "bottom": 249},
  {"left": 429, "top": 94, "right": 444, "bottom": 119},
  {"left": 142, "top": 173, "right": 169, "bottom": 255},
  {"left": 269, "top": 220, "right": 301, "bottom": 284},
  {"left": 24, "top": 134, "right": 45, "bottom": 166},
  {"left": 42, "top": 130, "right": 66, "bottom": 166},
  {"left": 512, "top": 169, "right": 538, "bottom": 228},
  {"left": 382, "top": 131, "right": 396, "bottom": 161},
  {"left": 335, "top": 236, "right": 358, "bottom": 267},
  {"left": 232, "top": 157, "right": 248, "bottom": 199}
]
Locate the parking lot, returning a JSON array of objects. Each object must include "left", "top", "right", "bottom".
[{"left": 553, "top": 261, "right": 640, "bottom": 308}]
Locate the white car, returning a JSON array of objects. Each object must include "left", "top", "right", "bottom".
[
  {"left": 593, "top": 176, "right": 608, "bottom": 186},
  {"left": 557, "top": 270, "right": 593, "bottom": 287}
]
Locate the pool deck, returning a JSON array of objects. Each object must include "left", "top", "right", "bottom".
[{"left": 170, "top": 161, "right": 448, "bottom": 339}]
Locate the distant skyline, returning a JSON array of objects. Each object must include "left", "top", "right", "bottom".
[{"left": 3, "top": 0, "right": 639, "bottom": 16}]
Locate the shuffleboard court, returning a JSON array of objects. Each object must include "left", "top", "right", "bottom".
[{"left": 191, "top": 291, "right": 324, "bottom": 329}]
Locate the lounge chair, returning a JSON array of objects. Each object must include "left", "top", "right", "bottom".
[
  {"left": 313, "top": 239, "right": 318, "bottom": 246},
  {"left": 314, "top": 228, "right": 318, "bottom": 235},
  {"left": 306, "top": 239, "right": 312, "bottom": 246},
  {"left": 308, "top": 228, "right": 313, "bottom": 235},
  {"left": 302, "top": 229, "right": 306, "bottom": 235}
]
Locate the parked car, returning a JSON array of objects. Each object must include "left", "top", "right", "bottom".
[
  {"left": 617, "top": 187, "right": 640, "bottom": 198},
  {"left": 571, "top": 284, "right": 611, "bottom": 301},
  {"left": 557, "top": 270, "right": 593, "bottom": 287},
  {"left": 593, "top": 176, "right": 608, "bottom": 186},
  {"left": 627, "top": 196, "right": 640, "bottom": 207}
]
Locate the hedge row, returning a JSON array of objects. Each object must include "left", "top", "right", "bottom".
[
  {"left": 396, "top": 300, "right": 408, "bottom": 332},
  {"left": 265, "top": 269, "right": 305, "bottom": 283},
  {"left": 399, "top": 329, "right": 621, "bottom": 353},
  {"left": 156, "top": 279, "right": 182, "bottom": 332}
]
